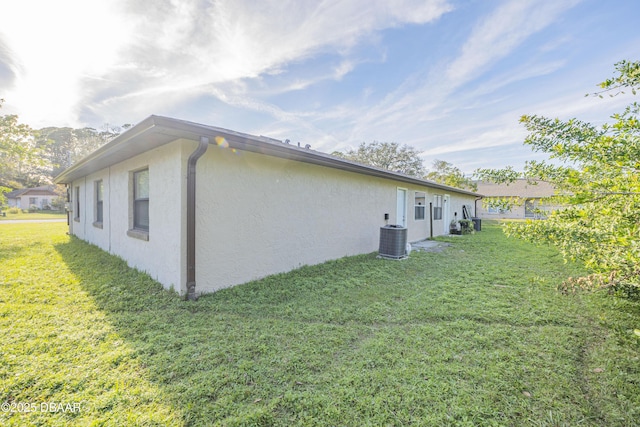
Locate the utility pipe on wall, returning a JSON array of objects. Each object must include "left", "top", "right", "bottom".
[{"left": 186, "top": 136, "right": 209, "bottom": 300}]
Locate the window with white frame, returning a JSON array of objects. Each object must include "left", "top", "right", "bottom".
[
  {"left": 415, "top": 192, "right": 426, "bottom": 220},
  {"left": 433, "top": 195, "right": 443, "bottom": 220}
]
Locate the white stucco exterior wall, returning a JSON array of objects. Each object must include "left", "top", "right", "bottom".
[
  {"left": 65, "top": 137, "right": 477, "bottom": 296},
  {"left": 194, "top": 146, "right": 477, "bottom": 293},
  {"left": 69, "top": 140, "right": 191, "bottom": 293}
]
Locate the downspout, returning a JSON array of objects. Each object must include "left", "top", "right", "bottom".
[
  {"left": 474, "top": 196, "right": 483, "bottom": 217},
  {"left": 186, "top": 136, "right": 209, "bottom": 300},
  {"left": 429, "top": 202, "right": 433, "bottom": 239}
]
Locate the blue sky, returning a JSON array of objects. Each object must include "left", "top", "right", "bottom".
[{"left": 1, "top": 0, "right": 639, "bottom": 173}]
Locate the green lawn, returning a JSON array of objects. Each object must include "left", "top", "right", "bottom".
[
  {"left": 0, "top": 210, "right": 66, "bottom": 220},
  {"left": 1, "top": 222, "right": 638, "bottom": 426}
]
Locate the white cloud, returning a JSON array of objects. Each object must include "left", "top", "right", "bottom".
[
  {"left": 0, "top": 0, "right": 455, "bottom": 127},
  {"left": 339, "top": 0, "right": 585, "bottom": 160},
  {"left": 445, "top": 0, "right": 581, "bottom": 87},
  {"left": 0, "top": 0, "right": 134, "bottom": 126}
]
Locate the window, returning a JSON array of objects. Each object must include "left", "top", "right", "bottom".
[
  {"left": 487, "top": 205, "right": 506, "bottom": 214},
  {"left": 525, "top": 198, "right": 537, "bottom": 218},
  {"left": 95, "top": 180, "right": 103, "bottom": 225},
  {"left": 29, "top": 197, "right": 37, "bottom": 205},
  {"left": 133, "top": 169, "right": 149, "bottom": 231},
  {"left": 74, "top": 186, "right": 80, "bottom": 221},
  {"left": 414, "top": 192, "right": 426, "bottom": 220},
  {"left": 433, "top": 195, "right": 443, "bottom": 220}
]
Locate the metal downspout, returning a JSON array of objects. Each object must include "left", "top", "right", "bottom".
[
  {"left": 186, "top": 137, "right": 209, "bottom": 300},
  {"left": 474, "top": 196, "right": 483, "bottom": 217}
]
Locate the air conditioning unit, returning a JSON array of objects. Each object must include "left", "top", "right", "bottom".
[{"left": 379, "top": 225, "right": 408, "bottom": 259}]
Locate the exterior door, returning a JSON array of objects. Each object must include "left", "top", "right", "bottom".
[
  {"left": 396, "top": 188, "right": 407, "bottom": 227},
  {"left": 443, "top": 194, "right": 451, "bottom": 232}
]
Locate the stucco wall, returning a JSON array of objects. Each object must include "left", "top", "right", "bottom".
[
  {"left": 69, "top": 140, "right": 190, "bottom": 292},
  {"left": 9, "top": 195, "right": 53, "bottom": 210},
  {"left": 67, "top": 138, "right": 477, "bottom": 295},
  {"left": 194, "top": 146, "right": 476, "bottom": 293}
]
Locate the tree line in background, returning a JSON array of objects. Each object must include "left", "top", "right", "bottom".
[
  {"left": 0, "top": 98, "right": 130, "bottom": 205},
  {"left": 332, "top": 142, "right": 477, "bottom": 191}
]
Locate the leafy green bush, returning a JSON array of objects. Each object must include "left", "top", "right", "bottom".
[{"left": 477, "top": 60, "right": 640, "bottom": 293}]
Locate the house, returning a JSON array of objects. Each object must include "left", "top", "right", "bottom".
[
  {"left": 5, "top": 186, "right": 58, "bottom": 210},
  {"left": 54, "top": 115, "right": 481, "bottom": 297},
  {"left": 476, "top": 179, "right": 558, "bottom": 220}
]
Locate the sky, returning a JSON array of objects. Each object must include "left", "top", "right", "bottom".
[{"left": 1, "top": 0, "right": 639, "bottom": 174}]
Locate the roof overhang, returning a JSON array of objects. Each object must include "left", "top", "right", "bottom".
[{"left": 54, "top": 115, "right": 481, "bottom": 197}]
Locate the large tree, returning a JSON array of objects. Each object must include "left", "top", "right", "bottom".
[
  {"left": 37, "top": 126, "right": 121, "bottom": 177},
  {"left": 333, "top": 141, "right": 425, "bottom": 177},
  {"left": 476, "top": 60, "right": 640, "bottom": 292},
  {"left": 425, "top": 159, "right": 477, "bottom": 191},
  {"left": 0, "top": 100, "right": 50, "bottom": 191}
]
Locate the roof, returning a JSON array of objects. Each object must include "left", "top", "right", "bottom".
[
  {"left": 54, "top": 115, "right": 481, "bottom": 197},
  {"left": 5, "top": 185, "right": 57, "bottom": 199},
  {"left": 476, "top": 179, "right": 556, "bottom": 198}
]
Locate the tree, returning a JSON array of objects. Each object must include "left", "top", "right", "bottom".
[
  {"left": 37, "top": 126, "right": 116, "bottom": 177},
  {"left": 0, "top": 99, "right": 50, "bottom": 190},
  {"left": 333, "top": 141, "right": 425, "bottom": 177},
  {"left": 425, "top": 159, "right": 477, "bottom": 191},
  {"left": 475, "top": 60, "right": 640, "bottom": 293}
]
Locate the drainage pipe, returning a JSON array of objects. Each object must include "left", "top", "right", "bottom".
[
  {"left": 474, "top": 196, "right": 483, "bottom": 217},
  {"left": 186, "top": 136, "right": 209, "bottom": 300}
]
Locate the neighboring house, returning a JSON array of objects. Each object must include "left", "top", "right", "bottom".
[
  {"left": 5, "top": 186, "right": 57, "bottom": 210},
  {"left": 476, "top": 179, "right": 558, "bottom": 220},
  {"left": 55, "top": 115, "right": 480, "bottom": 297}
]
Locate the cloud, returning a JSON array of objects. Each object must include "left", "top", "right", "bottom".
[
  {"left": 340, "top": 0, "right": 584, "bottom": 157},
  {"left": 0, "top": 0, "right": 135, "bottom": 125},
  {"left": 445, "top": 0, "right": 581, "bottom": 87},
  {"left": 114, "top": 0, "right": 454, "bottom": 95},
  {"left": 0, "top": 0, "right": 454, "bottom": 127}
]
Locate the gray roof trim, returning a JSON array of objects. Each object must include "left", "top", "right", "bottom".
[{"left": 55, "top": 115, "right": 481, "bottom": 197}]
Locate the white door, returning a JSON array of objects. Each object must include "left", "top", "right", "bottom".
[
  {"left": 396, "top": 188, "right": 407, "bottom": 227},
  {"left": 443, "top": 194, "right": 451, "bottom": 232}
]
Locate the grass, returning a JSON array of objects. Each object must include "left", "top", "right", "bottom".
[
  {"left": 0, "top": 222, "right": 638, "bottom": 426},
  {"left": 0, "top": 210, "right": 66, "bottom": 220}
]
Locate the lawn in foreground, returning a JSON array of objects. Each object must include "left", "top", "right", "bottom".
[
  {"left": 0, "top": 210, "right": 66, "bottom": 221},
  {"left": 0, "top": 222, "right": 638, "bottom": 426}
]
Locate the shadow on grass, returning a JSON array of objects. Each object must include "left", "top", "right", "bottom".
[
  {"left": 53, "top": 236, "right": 381, "bottom": 425},
  {"left": 52, "top": 228, "right": 640, "bottom": 426}
]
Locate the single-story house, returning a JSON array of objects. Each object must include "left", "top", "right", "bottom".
[
  {"left": 476, "top": 179, "right": 558, "bottom": 220},
  {"left": 5, "top": 186, "right": 58, "bottom": 210},
  {"left": 55, "top": 115, "right": 481, "bottom": 297}
]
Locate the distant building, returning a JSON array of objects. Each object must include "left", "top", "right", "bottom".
[
  {"left": 476, "top": 179, "right": 558, "bottom": 220},
  {"left": 5, "top": 186, "right": 58, "bottom": 210}
]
